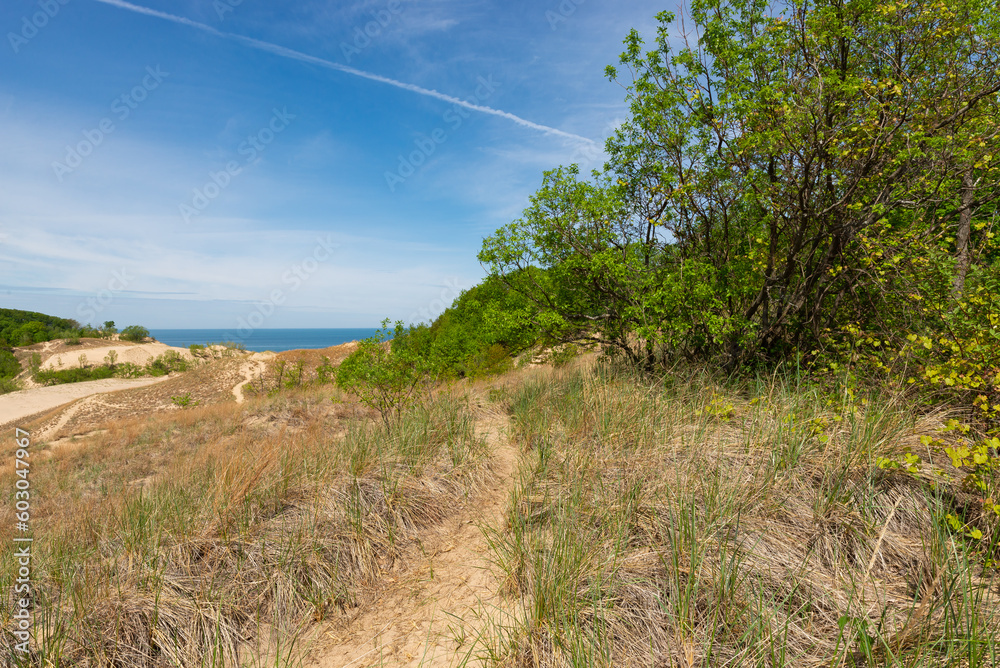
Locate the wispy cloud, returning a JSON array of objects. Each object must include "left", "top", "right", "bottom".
[{"left": 90, "top": 0, "right": 596, "bottom": 147}]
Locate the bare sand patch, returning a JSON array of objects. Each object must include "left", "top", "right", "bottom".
[
  {"left": 38, "top": 342, "right": 193, "bottom": 371},
  {"left": 0, "top": 376, "right": 173, "bottom": 429}
]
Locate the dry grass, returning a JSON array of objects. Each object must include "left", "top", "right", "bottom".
[
  {"left": 3, "top": 353, "right": 998, "bottom": 667},
  {"left": 477, "top": 358, "right": 1000, "bottom": 667},
  {"left": 0, "top": 382, "right": 490, "bottom": 667}
]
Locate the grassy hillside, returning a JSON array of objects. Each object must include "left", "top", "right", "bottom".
[
  {"left": 0, "top": 309, "right": 80, "bottom": 347},
  {"left": 3, "top": 356, "right": 997, "bottom": 666}
]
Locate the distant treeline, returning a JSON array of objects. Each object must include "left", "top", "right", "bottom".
[
  {"left": 0, "top": 308, "right": 82, "bottom": 347},
  {"left": 0, "top": 310, "right": 150, "bottom": 347}
]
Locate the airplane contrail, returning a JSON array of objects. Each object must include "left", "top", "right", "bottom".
[{"left": 91, "top": 0, "right": 596, "bottom": 146}]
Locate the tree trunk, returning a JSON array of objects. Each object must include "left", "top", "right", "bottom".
[{"left": 952, "top": 171, "right": 975, "bottom": 298}]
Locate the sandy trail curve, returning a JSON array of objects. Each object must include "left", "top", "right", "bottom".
[
  {"left": 311, "top": 414, "right": 518, "bottom": 668},
  {"left": 233, "top": 353, "right": 274, "bottom": 403},
  {"left": 0, "top": 376, "right": 172, "bottom": 430}
]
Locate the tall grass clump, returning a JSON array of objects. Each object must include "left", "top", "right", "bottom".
[{"left": 481, "top": 359, "right": 1000, "bottom": 667}]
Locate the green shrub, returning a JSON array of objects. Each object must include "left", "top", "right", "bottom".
[
  {"left": 393, "top": 275, "right": 538, "bottom": 379},
  {"left": 146, "top": 351, "right": 187, "bottom": 376},
  {"left": 336, "top": 320, "right": 433, "bottom": 429},
  {"left": 0, "top": 350, "right": 21, "bottom": 379},
  {"left": 171, "top": 393, "right": 198, "bottom": 408},
  {"left": 113, "top": 362, "right": 144, "bottom": 379},
  {"left": 35, "top": 366, "right": 115, "bottom": 386},
  {"left": 316, "top": 356, "right": 335, "bottom": 384},
  {"left": 120, "top": 325, "right": 150, "bottom": 343}
]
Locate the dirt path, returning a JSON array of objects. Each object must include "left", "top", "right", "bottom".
[
  {"left": 310, "top": 414, "right": 518, "bottom": 668},
  {"left": 232, "top": 353, "right": 274, "bottom": 403},
  {"left": 0, "top": 376, "right": 173, "bottom": 429}
]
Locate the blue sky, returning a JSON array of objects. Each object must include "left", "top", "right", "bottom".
[{"left": 0, "top": 0, "right": 666, "bottom": 329}]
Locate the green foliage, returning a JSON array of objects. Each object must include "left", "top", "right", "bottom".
[
  {"left": 146, "top": 351, "right": 187, "bottom": 376},
  {"left": 878, "top": 419, "right": 1000, "bottom": 565},
  {"left": 396, "top": 275, "right": 539, "bottom": 378},
  {"left": 0, "top": 349, "right": 21, "bottom": 395},
  {"left": 316, "top": 356, "right": 335, "bottom": 384},
  {"left": 0, "top": 350, "right": 21, "bottom": 379},
  {"left": 120, "top": 325, "right": 150, "bottom": 343},
  {"left": 481, "top": 0, "right": 1000, "bottom": 371},
  {"left": 113, "top": 362, "right": 144, "bottom": 379},
  {"left": 0, "top": 308, "right": 79, "bottom": 347},
  {"left": 336, "top": 320, "right": 433, "bottom": 428},
  {"left": 35, "top": 365, "right": 116, "bottom": 385},
  {"left": 171, "top": 393, "right": 198, "bottom": 408}
]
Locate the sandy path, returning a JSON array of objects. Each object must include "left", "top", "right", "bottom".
[
  {"left": 0, "top": 376, "right": 172, "bottom": 429},
  {"left": 233, "top": 353, "right": 275, "bottom": 403},
  {"left": 310, "top": 414, "right": 517, "bottom": 668}
]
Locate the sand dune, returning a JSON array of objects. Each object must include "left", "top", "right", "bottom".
[
  {"left": 0, "top": 376, "right": 173, "bottom": 427},
  {"left": 39, "top": 341, "right": 193, "bottom": 371}
]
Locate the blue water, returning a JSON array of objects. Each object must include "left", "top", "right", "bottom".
[{"left": 149, "top": 328, "right": 380, "bottom": 352}]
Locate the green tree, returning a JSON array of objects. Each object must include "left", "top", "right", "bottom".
[
  {"left": 120, "top": 325, "right": 150, "bottom": 343},
  {"left": 482, "top": 0, "right": 1000, "bottom": 369},
  {"left": 335, "top": 320, "right": 433, "bottom": 429}
]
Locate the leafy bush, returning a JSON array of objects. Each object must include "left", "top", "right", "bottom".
[
  {"left": 35, "top": 366, "right": 115, "bottom": 385},
  {"left": 316, "top": 356, "right": 335, "bottom": 384},
  {"left": 0, "top": 350, "right": 21, "bottom": 379},
  {"left": 0, "top": 377, "right": 20, "bottom": 394},
  {"left": 171, "top": 393, "right": 198, "bottom": 408},
  {"left": 113, "top": 362, "right": 144, "bottom": 379},
  {"left": 146, "top": 351, "right": 187, "bottom": 376},
  {"left": 336, "top": 320, "right": 433, "bottom": 428},
  {"left": 120, "top": 325, "right": 150, "bottom": 343},
  {"left": 393, "top": 275, "right": 539, "bottom": 379}
]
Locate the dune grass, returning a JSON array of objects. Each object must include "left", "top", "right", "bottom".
[
  {"left": 477, "top": 359, "right": 1000, "bottom": 667},
  {"left": 3, "top": 356, "right": 998, "bottom": 666},
  {"left": 0, "top": 388, "right": 489, "bottom": 667}
]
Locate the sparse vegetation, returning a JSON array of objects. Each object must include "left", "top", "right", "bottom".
[
  {"left": 170, "top": 392, "right": 198, "bottom": 407},
  {"left": 0, "top": 382, "right": 488, "bottom": 666},
  {"left": 475, "top": 360, "right": 1000, "bottom": 666},
  {"left": 145, "top": 350, "right": 188, "bottom": 376}
]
